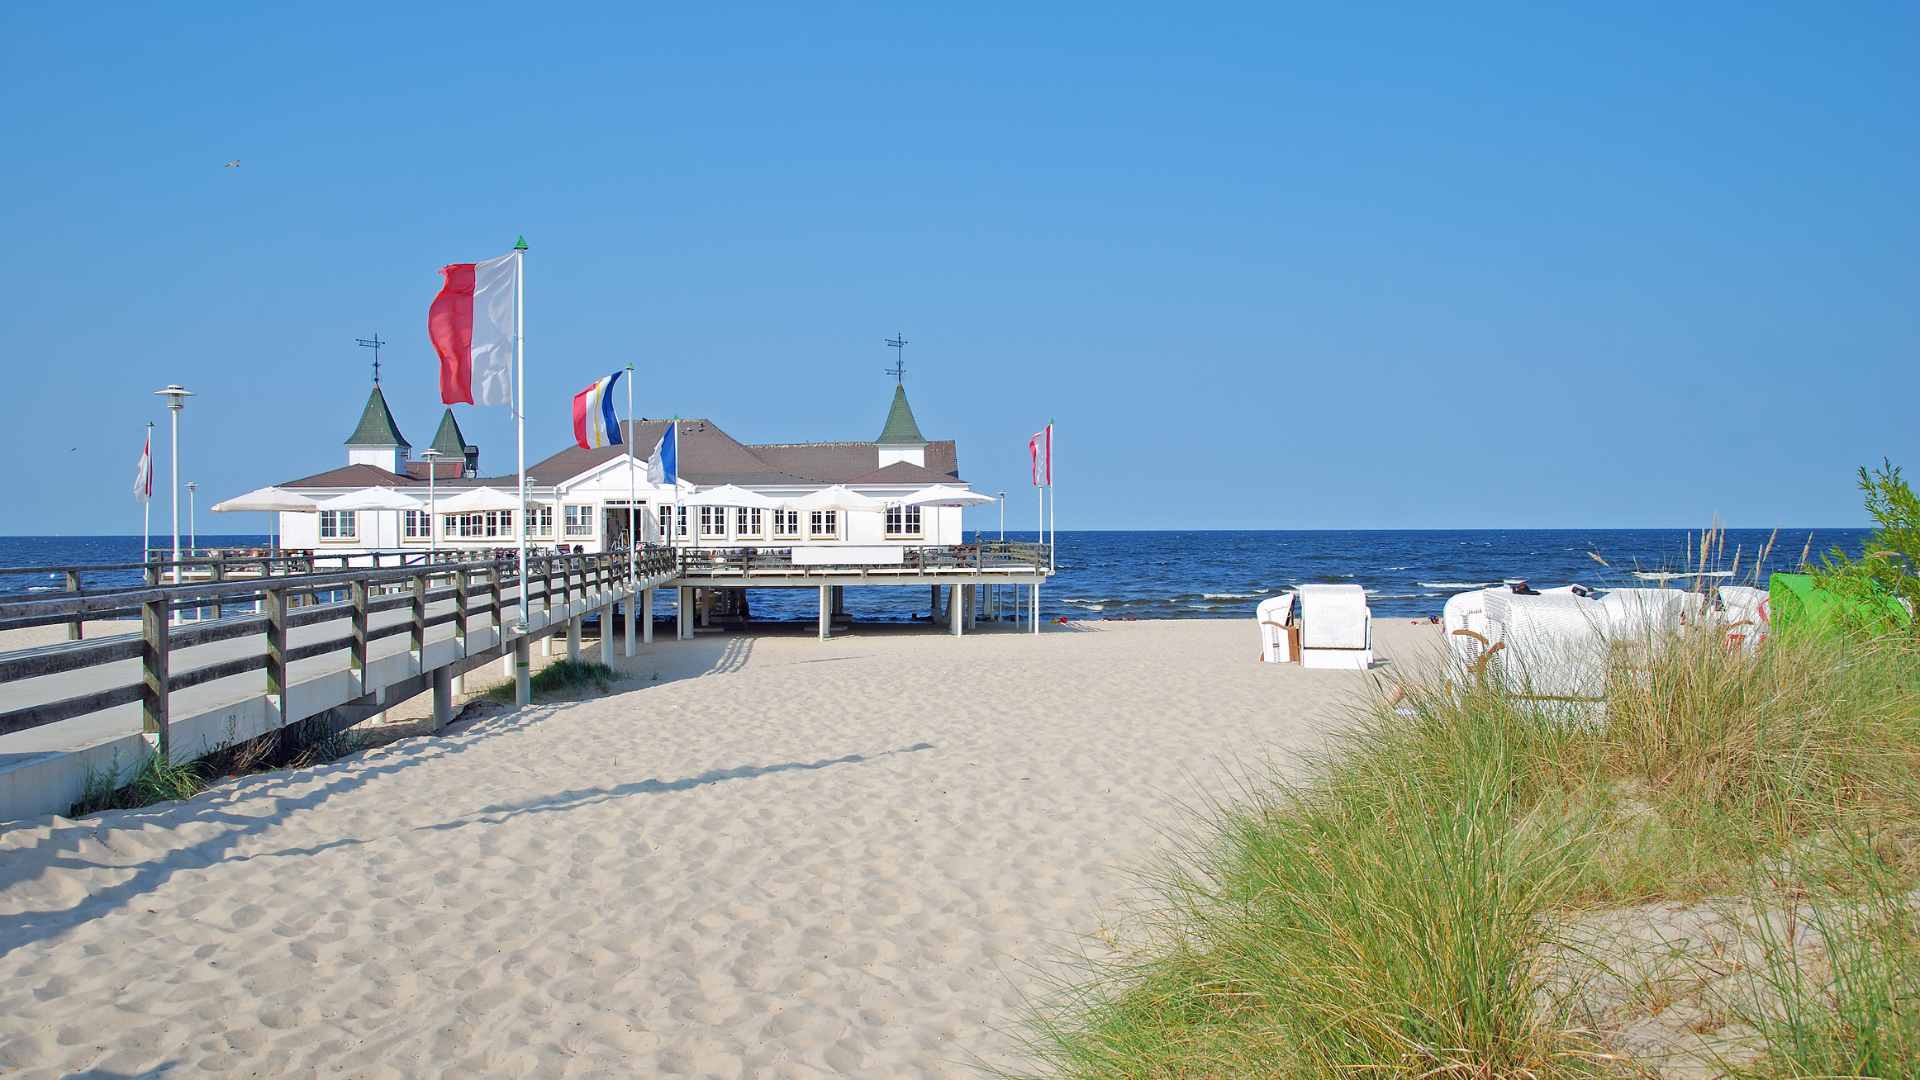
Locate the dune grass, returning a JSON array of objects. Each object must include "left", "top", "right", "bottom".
[
  {"left": 484, "top": 658, "right": 619, "bottom": 703},
  {"left": 1021, "top": 626, "right": 1920, "bottom": 1078}
]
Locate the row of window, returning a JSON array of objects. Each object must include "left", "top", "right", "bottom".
[{"left": 318, "top": 503, "right": 924, "bottom": 542}]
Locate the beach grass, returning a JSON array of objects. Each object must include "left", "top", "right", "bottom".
[
  {"left": 483, "top": 658, "right": 619, "bottom": 703},
  {"left": 1021, "top": 625, "right": 1920, "bottom": 1078}
]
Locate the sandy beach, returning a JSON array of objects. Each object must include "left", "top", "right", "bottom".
[{"left": 0, "top": 617, "right": 1436, "bottom": 1078}]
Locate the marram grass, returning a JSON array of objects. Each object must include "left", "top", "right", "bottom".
[{"left": 1018, "top": 626, "right": 1920, "bottom": 1078}]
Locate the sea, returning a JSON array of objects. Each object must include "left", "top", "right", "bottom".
[{"left": 0, "top": 529, "right": 1869, "bottom": 624}]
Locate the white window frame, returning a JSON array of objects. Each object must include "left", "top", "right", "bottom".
[
  {"left": 808, "top": 509, "right": 839, "bottom": 539},
  {"left": 660, "top": 503, "right": 688, "bottom": 539},
  {"left": 735, "top": 507, "right": 763, "bottom": 539},
  {"left": 563, "top": 504, "right": 595, "bottom": 538},
  {"left": 319, "top": 510, "right": 357, "bottom": 542},
  {"left": 884, "top": 503, "right": 922, "bottom": 538},
  {"left": 403, "top": 509, "right": 431, "bottom": 542},
  {"left": 771, "top": 508, "right": 801, "bottom": 540},
  {"left": 698, "top": 505, "right": 728, "bottom": 538},
  {"left": 527, "top": 504, "right": 554, "bottom": 538}
]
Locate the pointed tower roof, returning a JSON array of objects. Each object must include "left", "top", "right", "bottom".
[
  {"left": 428, "top": 409, "right": 469, "bottom": 457},
  {"left": 345, "top": 385, "right": 410, "bottom": 448},
  {"left": 876, "top": 384, "right": 926, "bottom": 445}
]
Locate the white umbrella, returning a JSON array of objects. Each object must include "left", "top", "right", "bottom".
[
  {"left": 900, "top": 484, "right": 995, "bottom": 507},
  {"left": 211, "top": 485, "right": 320, "bottom": 513},
  {"left": 318, "top": 488, "right": 424, "bottom": 511},
  {"left": 787, "top": 485, "right": 885, "bottom": 512},
  {"left": 436, "top": 487, "right": 522, "bottom": 513},
  {"left": 210, "top": 486, "right": 318, "bottom": 553},
  {"left": 683, "top": 484, "right": 782, "bottom": 509}
]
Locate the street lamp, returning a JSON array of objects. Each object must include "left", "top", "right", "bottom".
[
  {"left": 186, "top": 481, "right": 198, "bottom": 554},
  {"left": 419, "top": 449, "right": 443, "bottom": 555},
  {"left": 998, "top": 491, "right": 1007, "bottom": 542},
  {"left": 153, "top": 385, "right": 194, "bottom": 579}
]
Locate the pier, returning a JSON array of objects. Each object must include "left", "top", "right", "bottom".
[{"left": 0, "top": 542, "right": 1051, "bottom": 822}]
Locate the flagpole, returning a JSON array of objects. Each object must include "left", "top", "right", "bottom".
[
  {"left": 1047, "top": 421, "right": 1055, "bottom": 573},
  {"left": 624, "top": 362, "right": 637, "bottom": 658},
  {"left": 513, "top": 236, "right": 530, "bottom": 707},
  {"left": 142, "top": 422, "right": 153, "bottom": 567}
]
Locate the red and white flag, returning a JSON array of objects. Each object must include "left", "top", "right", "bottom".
[
  {"left": 1028, "top": 424, "right": 1052, "bottom": 487},
  {"left": 429, "top": 252, "right": 517, "bottom": 406},
  {"left": 133, "top": 430, "right": 153, "bottom": 502}
]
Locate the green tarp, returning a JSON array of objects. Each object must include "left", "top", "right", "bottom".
[{"left": 1768, "top": 572, "right": 1911, "bottom": 635}]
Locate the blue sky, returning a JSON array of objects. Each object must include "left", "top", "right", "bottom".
[{"left": 1, "top": 2, "right": 1913, "bottom": 533}]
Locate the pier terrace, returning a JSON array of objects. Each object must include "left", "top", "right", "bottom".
[{"left": 0, "top": 542, "right": 1051, "bottom": 823}]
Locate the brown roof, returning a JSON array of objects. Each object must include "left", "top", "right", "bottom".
[
  {"left": 280, "top": 464, "right": 411, "bottom": 489},
  {"left": 288, "top": 419, "right": 962, "bottom": 491},
  {"left": 840, "top": 461, "right": 962, "bottom": 486}
]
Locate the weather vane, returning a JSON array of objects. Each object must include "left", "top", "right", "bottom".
[
  {"left": 356, "top": 333, "right": 386, "bottom": 385},
  {"left": 884, "top": 333, "right": 908, "bottom": 383}
]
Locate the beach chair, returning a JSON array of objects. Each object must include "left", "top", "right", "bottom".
[
  {"left": 1443, "top": 589, "right": 1494, "bottom": 670},
  {"left": 1716, "top": 585, "right": 1769, "bottom": 653},
  {"left": 1296, "top": 584, "right": 1373, "bottom": 669},
  {"left": 1255, "top": 592, "right": 1298, "bottom": 663},
  {"left": 1477, "top": 590, "right": 1612, "bottom": 722},
  {"left": 1598, "top": 587, "right": 1701, "bottom": 637}
]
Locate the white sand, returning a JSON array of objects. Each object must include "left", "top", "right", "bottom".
[{"left": 0, "top": 618, "right": 1437, "bottom": 1078}]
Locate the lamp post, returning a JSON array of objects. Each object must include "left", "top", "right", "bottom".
[
  {"left": 419, "top": 449, "right": 443, "bottom": 555},
  {"left": 186, "top": 481, "right": 198, "bottom": 554},
  {"left": 153, "top": 385, "right": 193, "bottom": 580},
  {"left": 997, "top": 491, "right": 1006, "bottom": 542}
]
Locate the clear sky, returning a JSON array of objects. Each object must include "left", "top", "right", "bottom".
[{"left": 2, "top": 2, "right": 1913, "bottom": 534}]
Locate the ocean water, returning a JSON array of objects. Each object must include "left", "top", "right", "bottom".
[{"left": 0, "top": 529, "right": 1871, "bottom": 622}]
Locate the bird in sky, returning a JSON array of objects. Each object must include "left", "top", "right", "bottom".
[{"left": 224, "top": 159, "right": 240, "bottom": 168}]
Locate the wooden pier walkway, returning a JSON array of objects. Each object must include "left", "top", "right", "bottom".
[{"left": 0, "top": 543, "right": 1051, "bottom": 823}]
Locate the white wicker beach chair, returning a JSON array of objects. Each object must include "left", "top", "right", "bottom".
[
  {"left": 1598, "top": 587, "right": 1701, "bottom": 638},
  {"left": 1471, "top": 591, "right": 1613, "bottom": 722},
  {"left": 1255, "top": 592, "right": 1298, "bottom": 663},
  {"left": 1297, "top": 584, "right": 1373, "bottom": 670},
  {"left": 1716, "top": 585, "right": 1769, "bottom": 653},
  {"left": 1443, "top": 589, "right": 1494, "bottom": 670}
]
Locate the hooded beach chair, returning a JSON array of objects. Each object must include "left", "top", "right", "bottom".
[
  {"left": 1296, "top": 584, "right": 1373, "bottom": 669},
  {"left": 1255, "top": 592, "right": 1298, "bottom": 663}
]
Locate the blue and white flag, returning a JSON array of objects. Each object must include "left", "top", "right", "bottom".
[{"left": 647, "top": 421, "right": 678, "bottom": 486}]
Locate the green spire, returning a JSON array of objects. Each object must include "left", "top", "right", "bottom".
[
  {"left": 876, "top": 384, "right": 926, "bottom": 445},
  {"left": 345, "top": 385, "right": 410, "bottom": 448},
  {"left": 429, "top": 409, "right": 469, "bottom": 458},
  {"left": 513, "top": 235, "right": 528, "bottom": 251}
]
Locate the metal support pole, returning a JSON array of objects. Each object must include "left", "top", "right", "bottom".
[
  {"left": 600, "top": 598, "right": 616, "bottom": 665},
  {"left": 567, "top": 614, "right": 581, "bottom": 662},
  {"left": 432, "top": 666, "right": 453, "bottom": 730},
  {"left": 642, "top": 587, "right": 655, "bottom": 644},
  {"left": 818, "top": 584, "right": 831, "bottom": 641},
  {"left": 950, "top": 584, "right": 964, "bottom": 636},
  {"left": 677, "top": 586, "right": 692, "bottom": 640},
  {"left": 514, "top": 634, "right": 531, "bottom": 706}
]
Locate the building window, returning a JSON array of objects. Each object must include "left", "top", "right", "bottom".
[
  {"left": 735, "top": 507, "right": 763, "bottom": 539},
  {"left": 527, "top": 505, "right": 554, "bottom": 538},
  {"left": 772, "top": 508, "right": 800, "bottom": 540},
  {"left": 699, "top": 505, "right": 727, "bottom": 538},
  {"left": 319, "top": 510, "right": 356, "bottom": 541},
  {"left": 808, "top": 509, "right": 839, "bottom": 539},
  {"left": 658, "top": 503, "right": 687, "bottom": 539},
  {"left": 403, "top": 510, "right": 431, "bottom": 541},
  {"left": 885, "top": 504, "right": 921, "bottom": 538},
  {"left": 563, "top": 505, "right": 594, "bottom": 537},
  {"left": 447, "top": 511, "right": 514, "bottom": 539}
]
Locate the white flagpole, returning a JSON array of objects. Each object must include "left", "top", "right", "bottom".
[
  {"left": 513, "top": 238, "right": 530, "bottom": 706},
  {"left": 1048, "top": 422, "right": 1056, "bottom": 573},
  {"left": 624, "top": 362, "right": 637, "bottom": 657},
  {"left": 142, "top": 422, "right": 153, "bottom": 567}
]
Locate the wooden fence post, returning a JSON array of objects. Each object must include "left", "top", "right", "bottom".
[
  {"left": 411, "top": 571, "right": 427, "bottom": 667},
  {"left": 350, "top": 579, "right": 369, "bottom": 695},
  {"left": 210, "top": 558, "right": 225, "bottom": 620},
  {"left": 141, "top": 592, "right": 170, "bottom": 758},
  {"left": 264, "top": 585, "right": 288, "bottom": 717},
  {"left": 455, "top": 569, "right": 470, "bottom": 651},
  {"left": 65, "top": 570, "right": 82, "bottom": 640}
]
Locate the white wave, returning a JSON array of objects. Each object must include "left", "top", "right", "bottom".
[
  {"left": 1201, "top": 592, "right": 1259, "bottom": 600},
  {"left": 26, "top": 585, "right": 55, "bottom": 593},
  {"left": 1061, "top": 598, "right": 1108, "bottom": 611},
  {"left": 1417, "top": 581, "right": 1501, "bottom": 590}
]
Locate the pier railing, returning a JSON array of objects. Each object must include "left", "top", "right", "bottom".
[
  {"left": 674, "top": 541, "right": 1051, "bottom": 577},
  {"left": 0, "top": 547, "right": 678, "bottom": 755}
]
